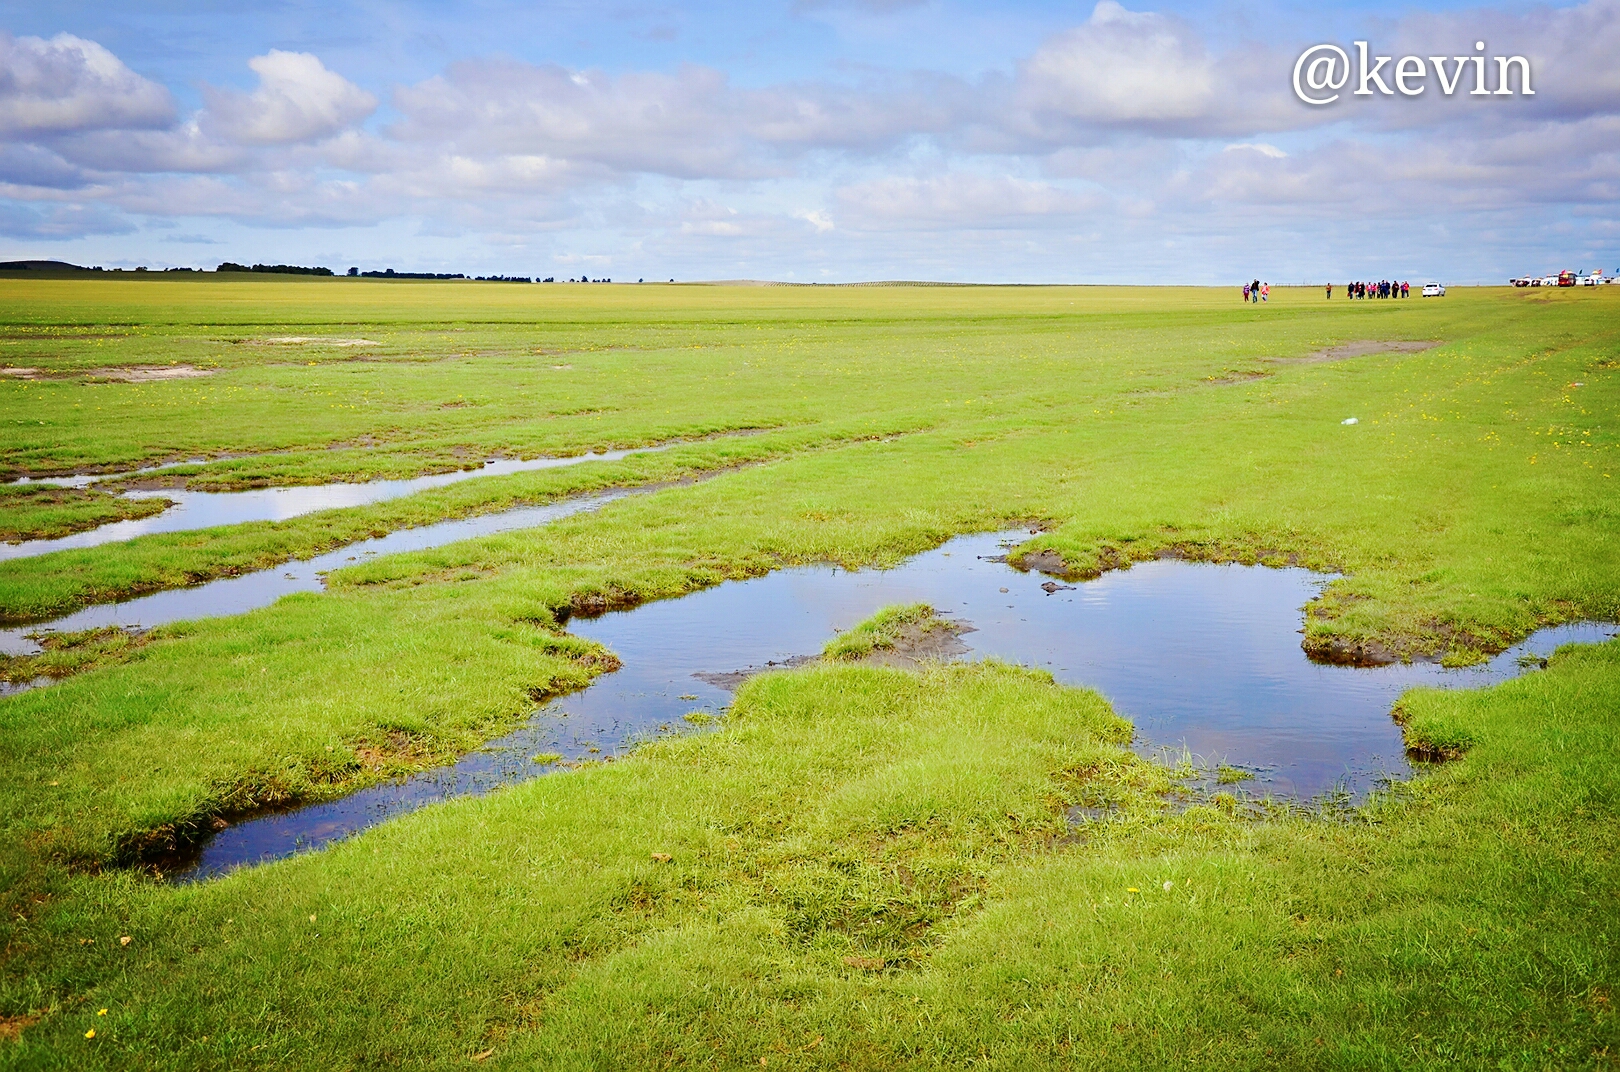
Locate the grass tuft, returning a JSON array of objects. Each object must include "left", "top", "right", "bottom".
[{"left": 823, "top": 603, "right": 937, "bottom": 660}]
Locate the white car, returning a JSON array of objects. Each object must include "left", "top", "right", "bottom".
[{"left": 1421, "top": 283, "right": 1445, "bottom": 297}]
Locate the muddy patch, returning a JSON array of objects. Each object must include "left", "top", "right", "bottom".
[
  {"left": 259, "top": 336, "right": 379, "bottom": 347},
  {"left": 1302, "top": 634, "right": 1408, "bottom": 667},
  {"left": 1, "top": 364, "right": 214, "bottom": 382},
  {"left": 857, "top": 616, "right": 974, "bottom": 669},
  {"left": 1287, "top": 340, "right": 1439, "bottom": 365},
  {"left": 1014, "top": 548, "right": 1071, "bottom": 576},
  {"left": 694, "top": 654, "right": 817, "bottom": 690}
]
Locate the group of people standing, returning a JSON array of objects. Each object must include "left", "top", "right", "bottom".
[
  {"left": 1239, "top": 279, "right": 1411, "bottom": 302},
  {"left": 1338, "top": 280, "right": 1409, "bottom": 299}
]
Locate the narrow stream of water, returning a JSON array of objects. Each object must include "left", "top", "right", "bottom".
[
  {"left": 0, "top": 491, "right": 630, "bottom": 657},
  {"left": 169, "top": 530, "right": 1615, "bottom": 882},
  {"left": 6, "top": 458, "right": 207, "bottom": 490},
  {"left": 0, "top": 448, "right": 663, "bottom": 561}
]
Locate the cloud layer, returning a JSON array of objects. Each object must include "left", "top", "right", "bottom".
[{"left": 1, "top": 0, "right": 1616, "bottom": 280}]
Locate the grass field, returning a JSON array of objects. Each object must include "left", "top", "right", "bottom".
[{"left": 0, "top": 278, "right": 1616, "bottom": 1068}]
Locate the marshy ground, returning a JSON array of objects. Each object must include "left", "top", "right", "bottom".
[{"left": 0, "top": 278, "right": 1616, "bottom": 1068}]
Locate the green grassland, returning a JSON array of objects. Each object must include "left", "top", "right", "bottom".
[{"left": 0, "top": 278, "right": 1616, "bottom": 1067}]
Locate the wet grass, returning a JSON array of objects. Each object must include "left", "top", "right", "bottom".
[
  {"left": 0, "top": 487, "right": 168, "bottom": 545},
  {"left": 0, "top": 428, "right": 813, "bottom": 623},
  {"left": 0, "top": 280, "right": 1617, "bottom": 1065},
  {"left": 0, "top": 628, "right": 147, "bottom": 686}
]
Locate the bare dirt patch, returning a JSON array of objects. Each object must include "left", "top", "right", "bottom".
[
  {"left": 98, "top": 365, "right": 215, "bottom": 382},
  {"left": 259, "top": 336, "right": 379, "bottom": 347},
  {"left": 1286, "top": 340, "right": 1440, "bottom": 365},
  {"left": 859, "top": 616, "right": 974, "bottom": 669},
  {"left": 4, "top": 363, "right": 214, "bottom": 381},
  {"left": 0, "top": 1013, "right": 41, "bottom": 1042}
]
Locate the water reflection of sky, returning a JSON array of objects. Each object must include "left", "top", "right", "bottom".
[
  {"left": 558, "top": 532, "right": 1613, "bottom": 800},
  {"left": 171, "top": 529, "right": 1614, "bottom": 881},
  {"left": 0, "top": 449, "right": 653, "bottom": 561}
]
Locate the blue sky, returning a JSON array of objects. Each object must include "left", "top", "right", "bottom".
[{"left": 1, "top": 0, "right": 1615, "bottom": 282}]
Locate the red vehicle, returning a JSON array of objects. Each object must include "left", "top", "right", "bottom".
[{"left": 1558, "top": 270, "right": 1577, "bottom": 287}]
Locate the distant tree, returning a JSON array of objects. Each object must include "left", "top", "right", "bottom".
[{"left": 347, "top": 267, "right": 358, "bottom": 276}]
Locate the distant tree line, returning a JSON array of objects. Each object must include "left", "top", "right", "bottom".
[
  {"left": 0, "top": 260, "right": 616, "bottom": 283},
  {"left": 357, "top": 268, "right": 466, "bottom": 279},
  {"left": 217, "top": 262, "right": 335, "bottom": 276}
]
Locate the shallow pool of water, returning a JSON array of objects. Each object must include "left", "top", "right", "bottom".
[
  {"left": 169, "top": 531, "right": 1615, "bottom": 881},
  {"left": 0, "top": 448, "right": 660, "bottom": 561}
]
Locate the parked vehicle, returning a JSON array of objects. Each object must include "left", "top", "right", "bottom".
[
  {"left": 1558, "top": 270, "right": 1577, "bottom": 287},
  {"left": 1421, "top": 283, "right": 1446, "bottom": 297},
  {"left": 1578, "top": 270, "right": 1605, "bottom": 286},
  {"left": 1511, "top": 276, "right": 1534, "bottom": 287}
]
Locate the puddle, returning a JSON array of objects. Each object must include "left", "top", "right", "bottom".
[
  {"left": 0, "top": 492, "right": 630, "bottom": 658},
  {"left": 166, "top": 531, "right": 1615, "bottom": 881},
  {"left": 0, "top": 448, "right": 663, "bottom": 561}
]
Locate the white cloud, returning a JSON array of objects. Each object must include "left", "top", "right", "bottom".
[
  {"left": 203, "top": 51, "right": 376, "bottom": 146},
  {"left": 796, "top": 209, "right": 835, "bottom": 232},
  {"left": 388, "top": 58, "right": 968, "bottom": 181},
  {"left": 54, "top": 121, "right": 249, "bottom": 174},
  {"left": 0, "top": 143, "right": 86, "bottom": 188},
  {"left": 0, "top": 33, "right": 173, "bottom": 137},
  {"left": 1224, "top": 143, "right": 1287, "bottom": 159},
  {"left": 1017, "top": 2, "right": 1216, "bottom": 124},
  {"left": 836, "top": 173, "right": 1107, "bottom": 229}
]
